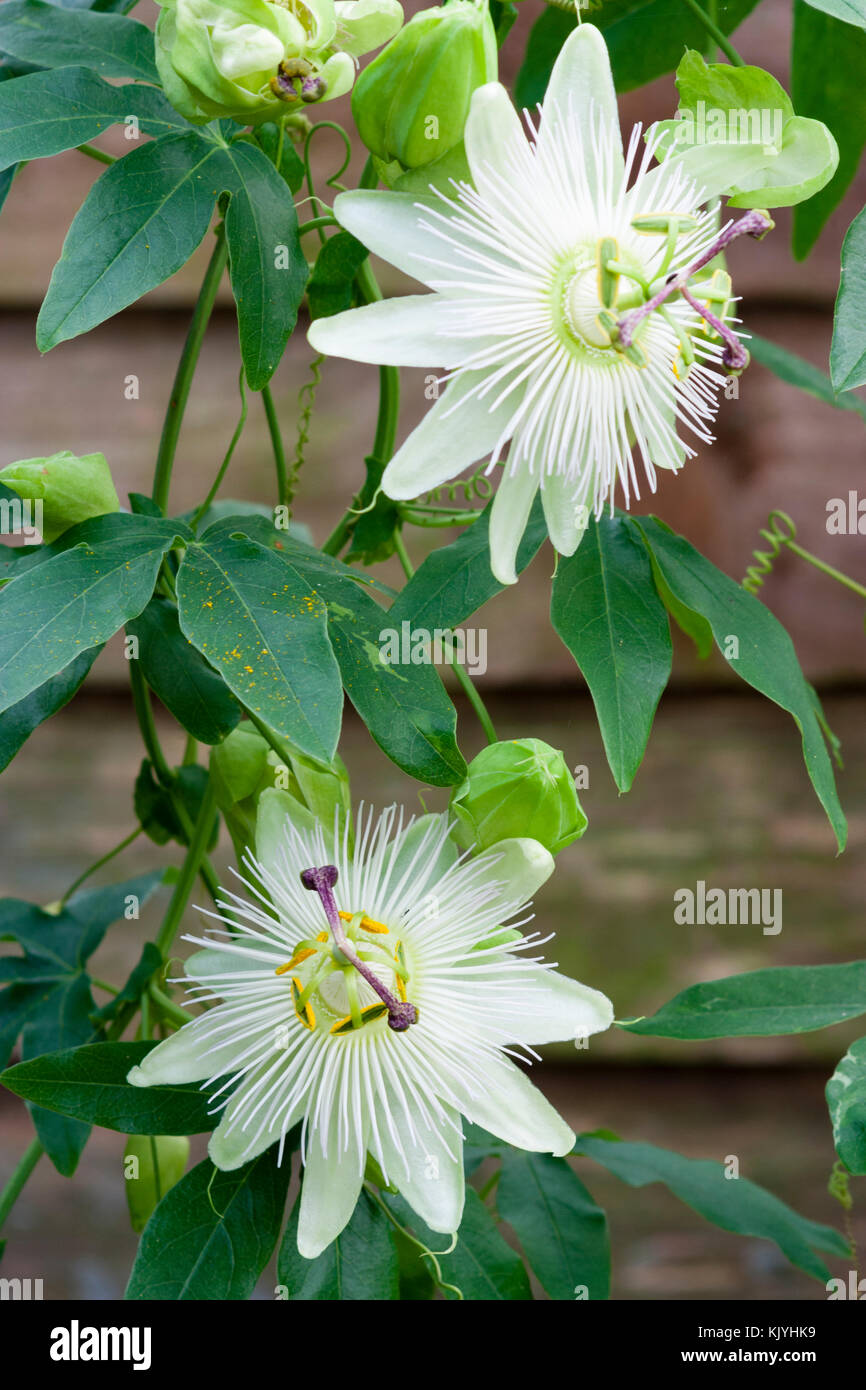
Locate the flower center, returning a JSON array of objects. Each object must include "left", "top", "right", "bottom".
[{"left": 277, "top": 865, "right": 418, "bottom": 1035}]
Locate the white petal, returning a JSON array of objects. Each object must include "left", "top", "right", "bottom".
[
  {"left": 208, "top": 1061, "right": 303, "bottom": 1171},
  {"left": 513, "top": 970, "right": 614, "bottom": 1046},
  {"left": 458, "top": 1059, "right": 574, "bottom": 1156},
  {"left": 127, "top": 1014, "right": 250, "bottom": 1086},
  {"left": 489, "top": 465, "right": 539, "bottom": 586},
  {"left": 467, "top": 836, "right": 554, "bottom": 906},
  {"left": 465, "top": 82, "right": 529, "bottom": 207},
  {"left": 371, "top": 1090, "right": 464, "bottom": 1234},
  {"left": 184, "top": 947, "right": 252, "bottom": 980},
  {"left": 540, "top": 23, "right": 623, "bottom": 195},
  {"left": 308, "top": 294, "right": 464, "bottom": 367},
  {"left": 333, "top": 190, "right": 446, "bottom": 287},
  {"left": 298, "top": 1109, "right": 370, "bottom": 1257},
  {"left": 382, "top": 370, "right": 518, "bottom": 501},
  {"left": 541, "top": 469, "right": 589, "bottom": 556}
]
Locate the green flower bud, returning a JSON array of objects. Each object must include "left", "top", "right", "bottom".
[
  {"left": 124, "top": 1135, "right": 190, "bottom": 1233},
  {"left": 351, "top": 0, "right": 497, "bottom": 189},
  {"left": 154, "top": 0, "right": 403, "bottom": 126},
  {"left": 210, "top": 720, "right": 351, "bottom": 866},
  {"left": 0, "top": 451, "right": 120, "bottom": 543},
  {"left": 450, "top": 738, "right": 587, "bottom": 856}
]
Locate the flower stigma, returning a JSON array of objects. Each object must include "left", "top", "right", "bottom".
[{"left": 283, "top": 863, "right": 419, "bottom": 1033}]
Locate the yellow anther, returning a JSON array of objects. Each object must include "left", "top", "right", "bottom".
[
  {"left": 275, "top": 944, "right": 316, "bottom": 974},
  {"left": 337, "top": 909, "right": 389, "bottom": 935},
  {"left": 329, "top": 1002, "right": 390, "bottom": 1035},
  {"left": 291, "top": 976, "right": 316, "bottom": 1031}
]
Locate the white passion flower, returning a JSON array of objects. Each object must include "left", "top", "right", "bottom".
[
  {"left": 308, "top": 23, "right": 772, "bottom": 585},
  {"left": 128, "top": 801, "right": 613, "bottom": 1257}
]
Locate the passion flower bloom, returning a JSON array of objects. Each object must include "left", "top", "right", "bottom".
[
  {"left": 128, "top": 804, "right": 613, "bottom": 1257},
  {"left": 309, "top": 23, "right": 770, "bottom": 584},
  {"left": 154, "top": 0, "right": 404, "bottom": 125}
]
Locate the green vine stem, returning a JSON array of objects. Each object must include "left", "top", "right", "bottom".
[
  {"left": 393, "top": 532, "right": 498, "bottom": 745},
  {"left": 128, "top": 661, "right": 221, "bottom": 904},
  {"left": 76, "top": 143, "right": 116, "bottom": 166},
  {"left": 262, "top": 382, "right": 289, "bottom": 509},
  {"left": 0, "top": 1139, "right": 43, "bottom": 1239},
  {"left": 191, "top": 366, "right": 248, "bottom": 531},
  {"left": 322, "top": 258, "right": 400, "bottom": 557},
  {"left": 679, "top": 0, "right": 744, "bottom": 66},
  {"left": 154, "top": 776, "right": 219, "bottom": 958},
  {"left": 152, "top": 225, "right": 229, "bottom": 514},
  {"left": 59, "top": 826, "right": 143, "bottom": 906}
]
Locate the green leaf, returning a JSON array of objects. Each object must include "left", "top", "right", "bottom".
[
  {"left": 575, "top": 1135, "right": 848, "bottom": 1282},
  {"left": 791, "top": 0, "right": 866, "bottom": 258},
  {"left": 125, "top": 1152, "right": 291, "bottom": 1299},
  {"left": 1, "top": 1040, "right": 219, "bottom": 1134},
  {"left": 307, "top": 230, "right": 369, "bottom": 321},
  {"left": 0, "top": 872, "right": 163, "bottom": 1174},
  {"left": 388, "top": 495, "right": 547, "bottom": 634},
  {"left": 127, "top": 597, "right": 240, "bottom": 746},
  {"left": 631, "top": 516, "right": 846, "bottom": 850},
  {"left": 37, "top": 131, "right": 223, "bottom": 352},
  {"left": 277, "top": 1189, "right": 399, "bottom": 1299},
  {"left": 750, "top": 331, "right": 866, "bottom": 421},
  {"left": 286, "top": 542, "right": 467, "bottom": 787},
  {"left": 176, "top": 530, "right": 343, "bottom": 763},
  {"left": 0, "top": 645, "right": 100, "bottom": 772},
  {"left": 385, "top": 1188, "right": 531, "bottom": 1300},
  {"left": 831, "top": 205, "right": 866, "bottom": 391},
  {"left": 514, "top": 7, "right": 575, "bottom": 107},
  {"left": 0, "top": 66, "right": 186, "bottom": 172},
  {"left": 621, "top": 961, "right": 866, "bottom": 1038},
  {"left": 0, "top": 514, "right": 189, "bottom": 713},
  {"left": 0, "top": 0, "right": 158, "bottom": 81},
  {"left": 217, "top": 140, "right": 308, "bottom": 390},
  {"left": 552, "top": 516, "right": 672, "bottom": 793},
  {"left": 196, "top": 516, "right": 465, "bottom": 785},
  {"left": 826, "top": 1036, "right": 866, "bottom": 1174},
  {"left": 497, "top": 1151, "right": 610, "bottom": 1300},
  {"left": 802, "top": 0, "right": 866, "bottom": 26}
]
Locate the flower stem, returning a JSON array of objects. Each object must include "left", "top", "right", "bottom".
[
  {"left": 322, "top": 258, "right": 400, "bottom": 556},
  {"left": 149, "top": 982, "right": 195, "bottom": 1028},
  {"left": 152, "top": 226, "right": 228, "bottom": 514},
  {"left": 128, "top": 661, "right": 220, "bottom": 905},
  {"left": 76, "top": 143, "right": 116, "bottom": 166},
  {"left": 59, "top": 826, "right": 143, "bottom": 906},
  {"left": 191, "top": 366, "right": 248, "bottom": 532},
  {"left": 262, "top": 382, "right": 289, "bottom": 509},
  {"left": 154, "top": 777, "right": 219, "bottom": 958},
  {"left": 680, "top": 0, "right": 745, "bottom": 66},
  {"left": 0, "top": 1139, "right": 43, "bottom": 1238}
]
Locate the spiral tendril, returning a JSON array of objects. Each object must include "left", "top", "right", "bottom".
[{"left": 742, "top": 510, "right": 797, "bottom": 595}]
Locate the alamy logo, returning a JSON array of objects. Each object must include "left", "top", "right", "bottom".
[
  {"left": 671, "top": 100, "right": 784, "bottom": 155},
  {"left": 0, "top": 496, "right": 43, "bottom": 541},
  {"left": 49, "top": 1321, "right": 152, "bottom": 1371},
  {"left": 674, "top": 880, "right": 783, "bottom": 935},
  {"left": 0, "top": 1276, "right": 43, "bottom": 1300},
  {"left": 379, "top": 621, "right": 487, "bottom": 677}
]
